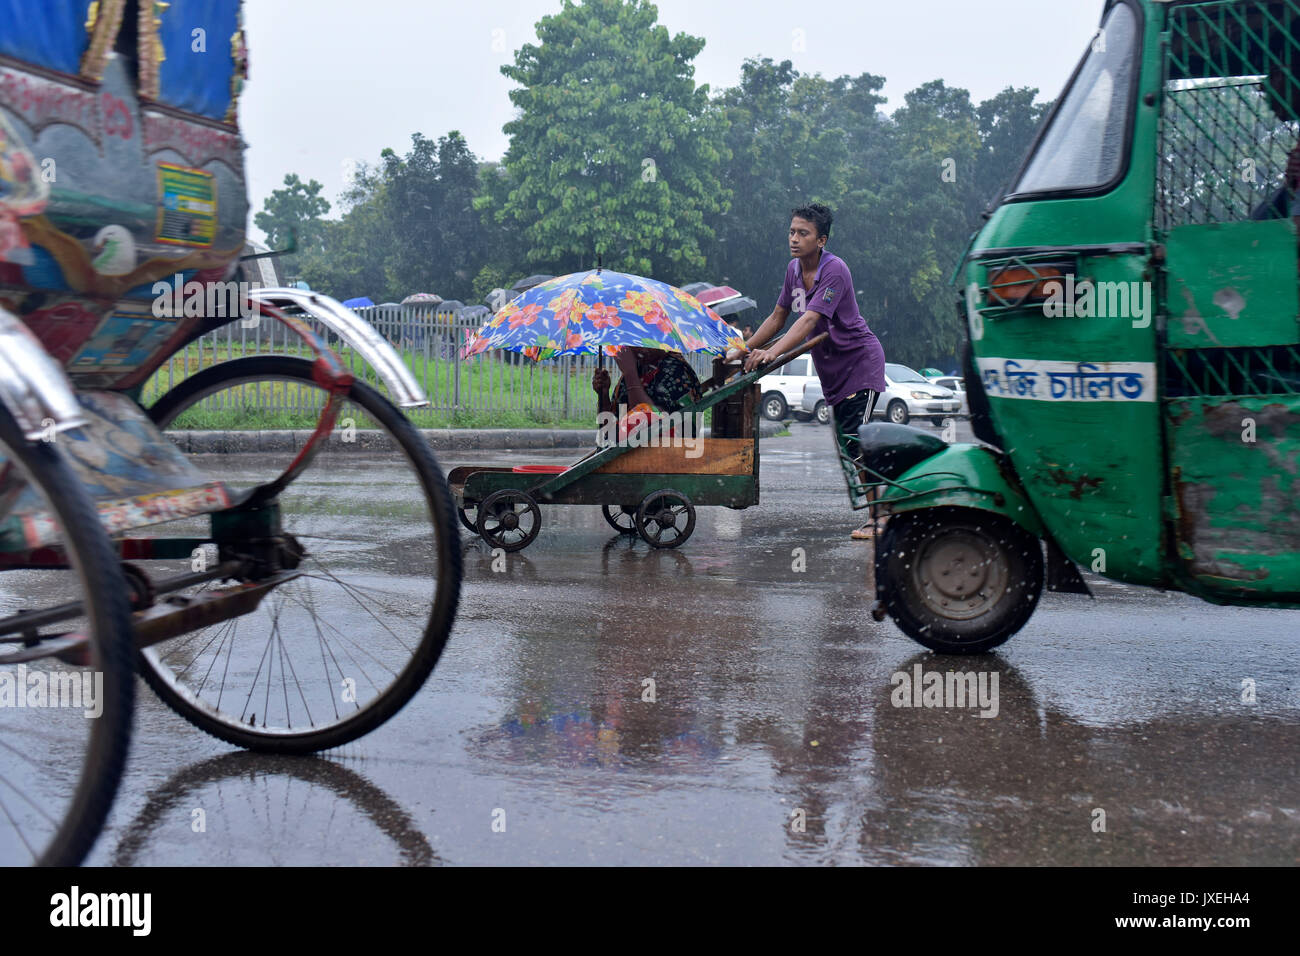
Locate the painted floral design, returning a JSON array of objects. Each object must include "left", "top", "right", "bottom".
[{"left": 464, "top": 269, "right": 745, "bottom": 359}]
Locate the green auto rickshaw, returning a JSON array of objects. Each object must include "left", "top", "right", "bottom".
[{"left": 848, "top": 0, "right": 1300, "bottom": 652}]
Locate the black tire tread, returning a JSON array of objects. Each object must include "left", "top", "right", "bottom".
[
  {"left": 144, "top": 356, "right": 461, "bottom": 753},
  {"left": 0, "top": 411, "right": 134, "bottom": 865},
  {"left": 876, "top": 506, "right": 1043, "bottom": 654}
]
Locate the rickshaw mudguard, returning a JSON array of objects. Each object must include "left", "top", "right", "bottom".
[
  {"left": 876, "top": 442, "right": 1045, "bottom": 538},
  {"left": 0, "top": 306, "right": 86, "bottom": 440}
]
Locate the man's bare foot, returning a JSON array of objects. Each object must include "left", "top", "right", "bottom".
[{"left": 850, "top": 523, "right": 877, "bottom": 540}]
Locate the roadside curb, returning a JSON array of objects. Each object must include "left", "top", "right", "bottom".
[{"left": 171, "top": 420, "right": 787, "bottom": 453}]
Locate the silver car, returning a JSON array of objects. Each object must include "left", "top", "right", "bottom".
[
  {"left": 798, "top": 380, "right": 831, "bottom": 425},
  {"left": 931, "top": 375, "right": 970, "bottom": 418},
  {"left": 875, "top": 364, "right": 961, "bottom": 427}
]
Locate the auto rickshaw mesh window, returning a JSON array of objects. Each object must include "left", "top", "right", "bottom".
[{"left": 1159, "top": 1, "right": 1300, "bottom": 230}]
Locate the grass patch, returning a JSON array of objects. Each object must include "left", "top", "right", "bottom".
[{"left": 146, "top": 341, "right": 717, "bottom": 431}]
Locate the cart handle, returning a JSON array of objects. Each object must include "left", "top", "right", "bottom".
[{"left": 708, "top": 332, "right": 829, "bottom": 389}]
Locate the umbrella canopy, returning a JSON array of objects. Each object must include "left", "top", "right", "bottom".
[
  {"left": 711, "top": 296, "right": 759, "bottom": 317},
  {"left": 511, "top": 274, "right": 555, "bottom": 292},
  {"left": 465, "top": 270, "right": 746, "bottom": 360},
  {"left": 919, "top": 367, "right": 945, "bottom": 378},
  {"left": 678, "top": 283, "right": 757, "bottom": 318},
  {"left": 401, "top": 292, "right": 443, "bottom": 305},
  {"left": 342, "top": 296, "right": 374, "bottom": 309}
]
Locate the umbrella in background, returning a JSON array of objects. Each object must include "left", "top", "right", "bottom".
[
  {"left": 511, "top": 274, "right": 555, "bottom": 293},
  {"left": 401, "top": 292, "right": 443, "bottom": 305},
  {"left": 342, "top": 296, "right": 374, "bottom": 309},
  {"left": 681, "top": 283, "right": 758, "bottom": 318},
  {"left": 464, "top": 269, "right": 746, "bottom": 360}
]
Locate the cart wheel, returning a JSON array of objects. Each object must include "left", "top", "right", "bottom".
[
  {"left": 635, "top": 490, "right": 696, "bottom": 549},
  {"left": 143, "top": 355, "right": 461, "bottom": 754},
  {"left": 477, "top": 489, "right": 541, "bottom": 552},
  {"left": 458, "top": 502, "right": 479, "bottom": 533},
  {"left": 875, "top": 506, "right": 1043, "bottom": 654},
  {"left": 601, "top": 504, "right": 638, "bottom": 535},
  {"left": 0, "top": 408, "right": 134, "bottom": 866}
]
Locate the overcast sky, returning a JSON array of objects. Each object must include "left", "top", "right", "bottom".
[{"left": 238, "top": 0, "right": 1106, "bottom": 239}]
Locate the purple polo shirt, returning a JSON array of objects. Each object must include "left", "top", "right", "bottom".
[{"left": 777, "top": 250, "right": 886, "bottom": 405}]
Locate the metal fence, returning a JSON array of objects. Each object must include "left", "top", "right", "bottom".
[{"left": 144, "top": 304, "right": 717, "bottom": 424}]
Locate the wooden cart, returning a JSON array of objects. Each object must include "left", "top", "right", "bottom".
[{"left": 451, "top": 336, "right": 827, "bottom": 551}]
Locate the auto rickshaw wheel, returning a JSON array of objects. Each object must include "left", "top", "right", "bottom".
[
  {"left": 601, "top": 504, "right": 638, "bottom": 535},
  {"left": 876, "top": 506, "right": 1043, "bottom": 654},
  {"left": 635, "top": 490, "right": 696, "bottom": 549},
  {"left": 477, "top": 489, "right": 541, "bottom": 552}
]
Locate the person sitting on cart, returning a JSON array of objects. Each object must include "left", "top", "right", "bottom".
[
  {"left": 591, "top": 346, "right": 703, "bottom": 427},
  {"left": 734, "top": 202, "right": 888, "bottom": 540},
  {"left": 1253, "top": 64, "right": 1300, "bottom": 224}
]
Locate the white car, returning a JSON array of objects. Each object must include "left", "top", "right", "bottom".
[
  {"left": 763, "top": 359, "right": 959, "bottom": 428},
  {"left": 930, "top": 375, "right": 969, "bottom": 418},
  {"left": 876, "top": 364, "right": 961, "bottom": 427},
  {"left": 759, "top": 354, "right": 818, "bottom": 421}
]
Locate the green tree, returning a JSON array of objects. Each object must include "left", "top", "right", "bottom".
[
  {"left": 296, "top": 161, "right": 390, "bottom": 300},
  {"left": 974, "top": 86, "right": 1051, "bottom": 212},
  {"left": 253, "top": 173, "right": 331, "bottom": 265},
  {"left": 706, "top": 60, "right": 891, "bottom": 334},
  {"left": 376, "top": 130, "right": 487, "bottom": 300},
  {"left": 486, "top": 0, "right": 729, "bottom": 280}
]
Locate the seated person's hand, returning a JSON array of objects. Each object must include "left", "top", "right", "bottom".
[
  {"left": 591, "top": 368, "right": 611, "bottom": 395},
  {"left": 722, "top": 347, "right": 747, "bottom": 363}
]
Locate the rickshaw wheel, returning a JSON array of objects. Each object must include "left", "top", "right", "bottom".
[
  {"left": 0, "top": 408, "right": 134, "bottom": 866},
  {"left": 601, "top": 504, "right": 638, "bottom": 535},
  {"left": 635, "top": 490, "right": 696, "bottom": 549},
  {"left": 458, "top": 502, "right": 479, "bottom": 533},
  {"left": 876, "top": 507, "right": 1043, "bottom": 654},
  {"left": 477, "top": 489, "right": 541, "bottom": 552},
  {"left": 142, "top": 356, "right": 462, "bottom": 753}
]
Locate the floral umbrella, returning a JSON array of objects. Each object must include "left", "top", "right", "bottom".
[{"left": 463, "top": 270, "right": 747, "bottom": 360}]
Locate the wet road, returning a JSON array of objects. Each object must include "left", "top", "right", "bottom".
[{"left": 85, "top": 422, "right": 1300, "bottom": 865}]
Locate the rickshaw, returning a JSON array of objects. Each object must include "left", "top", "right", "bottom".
[
  {"left": 453, "top": 336, "right": 827, "bottom": 552},
  {"left": 0, "top": 1, "right": 461, "bottom": 865},
  {"left": 850, "top": 0, "right": 1300, "bottom": 653}
]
